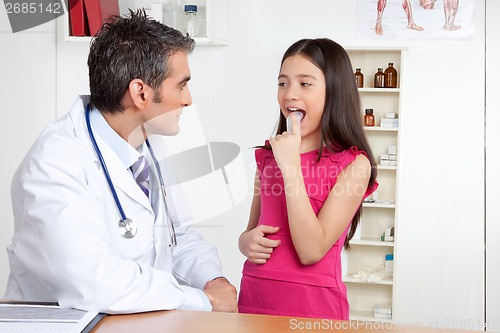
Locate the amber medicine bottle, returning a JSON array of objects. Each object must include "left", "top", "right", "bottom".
[
  {"left": 364, "top": 109, "right": 375, "bottom": 126},
  {"left": 384, "top": 63, "right": 397, "bottom": 88},
  {"left": 354, "top": 68, "right": 364, "bottom": 88},
  {"left": 374, "top": 68, "right": 385, "bottom": 88}
]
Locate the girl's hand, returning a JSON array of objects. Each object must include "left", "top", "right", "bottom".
[
  {"left": 269, "top": 114, "right": 302, "bottom": 171},
  {"left": 238, "top": 225, "right": 281, "bottom": 264}
]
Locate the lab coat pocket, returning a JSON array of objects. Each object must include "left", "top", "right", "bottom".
[{"left": 110, "top": 204, "right": 156, "bottom": 262}]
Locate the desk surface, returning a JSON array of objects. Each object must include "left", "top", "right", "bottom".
[{"left": 91, "top": 310, "right": 477, "bottom": 333}]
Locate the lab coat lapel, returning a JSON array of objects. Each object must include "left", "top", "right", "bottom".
[
  {"left": 148, "top": 167, "right": 172, "bottom": 269},
  {"left": 96, "top": 135, "right": 153, "bottom": 212},
  {"left": 69, "top": 96, "right": 98, "bottom": 163},
  {"left": 70, "top": 97, "right": 153, "bottom": 212}
]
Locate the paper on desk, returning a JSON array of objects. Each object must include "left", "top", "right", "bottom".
[{"left": 0, "top": 303, "right": 100, "bottom": 333}]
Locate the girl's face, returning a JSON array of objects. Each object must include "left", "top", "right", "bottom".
[{"left": 278, "top": 54, "right": 326, "bottom": 148}]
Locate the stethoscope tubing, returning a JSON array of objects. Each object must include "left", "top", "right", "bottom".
[
  {"left": 146, "top": 139, "right": 177, "bottom": 245},
  {"left": 85, "top": 104, "right": 176, "bottom": 245},
  {"left": 145, "top": 139, "right": 166, "bottom": 196},
  {"left": 85, "top": 104, "right": 128, "bottom": 222}
]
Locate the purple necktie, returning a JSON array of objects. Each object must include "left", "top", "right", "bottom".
[{"left": 130, "top": 156, "right": 149, "bottom": 197}]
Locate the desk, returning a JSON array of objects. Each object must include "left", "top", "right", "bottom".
[{"left": 91, "top": 310, "right": 477, "bottom": 333}]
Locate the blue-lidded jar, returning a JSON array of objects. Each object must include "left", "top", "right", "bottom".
[{"left": 184, "top": 4, "right": 198, "bottom": 37}]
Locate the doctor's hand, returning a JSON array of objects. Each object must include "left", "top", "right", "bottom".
[
  {"left": 203, "top": 277, "right": 238, "bottom": 313},
  {"left": 238, "top": 225, "right": 281, "bottom": 264}
]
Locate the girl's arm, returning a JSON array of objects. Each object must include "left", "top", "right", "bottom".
[
  {"left": 270, "top": 115, "right": 370, "bottom": 265},
  {"left": 282, "top": 154, "right": 370, "bottom": 265},
  {"left": 238, "top": 170, "right": 281, "bottom": 264}
]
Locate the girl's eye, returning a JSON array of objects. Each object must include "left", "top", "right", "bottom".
[
  {"left": 278, "top": 82, "right": 287, "bottom": 87},
  {"left": 301, "top": 82, "right": 311, "bottom": 87}
]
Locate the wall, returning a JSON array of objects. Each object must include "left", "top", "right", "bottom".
[
  {"left": 486, "top": 1, "right": 500, "bottom": 331},
  {"left": 0, "top": 7, "right": 56, "bottom": 294},
  {"left": 0, "top": 0, "right": 488, "bottom": 329}
]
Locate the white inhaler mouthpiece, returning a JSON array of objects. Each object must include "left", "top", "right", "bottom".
[{"left": 286, "top": 111, "right": 304, "bottom": 133}]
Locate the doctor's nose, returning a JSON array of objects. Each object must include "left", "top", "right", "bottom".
[{"left": 182, "top": 86, "right": 192, "bottom": 107}]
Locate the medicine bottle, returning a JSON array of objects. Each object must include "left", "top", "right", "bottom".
[
  {"left": 364, "top": 109, "right": 375, "bottom": 127},
  {"left": 374, "top": 68, "right": 385, "bottom": 88},
  {"left": 354, "top": 68, "right": 364, "bottom": 88},
  {"left": 384, "top": 63, "right": 397, "bottom": 88},
  {"left": 184, "top": 4, "right": 198, "bottom": 37},
  {"left": 163, "top": 2, "right": 180, "bottom": 29},
  {"left": 384, "top": 254, "right": 394, "bottom": 273}
]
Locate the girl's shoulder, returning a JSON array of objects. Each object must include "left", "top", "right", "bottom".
[
  {"left": 254, "top": 140, "right": 273, "bottom": 162},
  {"left": 322, "top": 145, "right": 368, "bottom": 168},
  {"left": 253, "top": 143, "right": 368, "bottom": 166}
]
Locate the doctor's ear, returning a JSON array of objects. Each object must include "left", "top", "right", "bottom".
[{"left": 129, "top": 79, "right": 148, "bottom": 108}]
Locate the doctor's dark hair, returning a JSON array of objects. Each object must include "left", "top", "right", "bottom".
[
  {"left": 275, "top": 38, "right": 377, "bottom": 250},
  {"left": 87, "top": 9, "right": 195, "bottom": 113}
]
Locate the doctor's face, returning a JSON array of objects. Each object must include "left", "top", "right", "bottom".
[{"left": 144, "top": 51, "right": 193, "bottom": 136}]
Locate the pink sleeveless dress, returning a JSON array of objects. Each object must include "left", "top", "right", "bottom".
[{"left": 238, "top": 144, "right": 377, "bottom": 319}]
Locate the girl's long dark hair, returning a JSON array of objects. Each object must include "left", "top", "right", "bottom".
[{"left": 274, "top": 38, "right": 378, "bottom": 250}]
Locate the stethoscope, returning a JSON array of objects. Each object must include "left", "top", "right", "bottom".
[{"left": 85, "top": 104, "right": 177, "bottom": 246}]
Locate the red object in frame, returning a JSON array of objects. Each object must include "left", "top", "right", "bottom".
[
  {"left": 68, "top": 0, "right": 90, "bottom": 36},
  {"left": 83, "top": 0, "right": 120, "bottom": 36}
]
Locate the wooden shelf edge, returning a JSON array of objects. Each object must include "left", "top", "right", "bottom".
[
  {"left": 350, "top": 309, "right": 393, "bottom": 323},
  {"left": 358, "top": 88, "right": 400, "bottom": 93},
  {"left": 350, "top": 238, "right": 395, "bottom": 247},
  {"left": 362, "top": 202, "right": 396, "bottom": 209},
  {"left": 363, "top": 126, "right": 399, "bottom": 132},
  {"left": 343, "top": 275, "right": 394, "bottom": 285}
]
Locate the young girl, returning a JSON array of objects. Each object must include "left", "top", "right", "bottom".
[{"left": 238, "top": 38, "right": 378, "bottom": 319}]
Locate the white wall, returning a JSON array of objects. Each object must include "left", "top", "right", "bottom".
[
  {"left": 395, "top": 46, "right": 484, "bottom": 327},
  {"left": 486, "top": 1, "right": 500, "bottom": 331},
  {"left": 0, "top": 8, "right": 56, "bottom": 294},
  {"left": 0, "top": 0, "right": 489, "bottom": 329}
]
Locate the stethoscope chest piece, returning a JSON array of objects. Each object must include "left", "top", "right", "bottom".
[
  {"left": 119, "top": 218, "right": 137, "bottom": 238},
  {"left": 86, "top": 104, "right": 176, "bottom": 243}
]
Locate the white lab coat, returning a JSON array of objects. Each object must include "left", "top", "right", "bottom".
[{"left": 5, "top": 96, "right": 223, "bottom": 313}]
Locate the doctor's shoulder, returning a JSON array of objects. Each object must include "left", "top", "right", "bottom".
[{"left": 14, "top": 113, "right": 97, "bottom": 187}]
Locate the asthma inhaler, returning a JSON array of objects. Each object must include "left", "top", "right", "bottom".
[{"left": 286, "top": 111, "right": 304, "bottom": 133}]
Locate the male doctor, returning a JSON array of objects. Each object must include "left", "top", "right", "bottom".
[{"left": 5, "top": 10, "right": 238, "bottom": 314}]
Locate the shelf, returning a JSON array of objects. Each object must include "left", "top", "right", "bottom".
[
  {"left": 362, "top": 202, "right": 396, "bottom": 209},
  {"left": 62, "top": 0, "right": 228, "bottom": 46},
  {"left": 191, "top": 37, "right": 228, "bottom": 46},
  {"left": 343, "top": 275, "right": 393, "bottom": 285},
  {"left": 377, "top": 165, "right": 397, "bottom": 170},
  {"left": 62, "top": 35, "right": 225, "bottom": 46},
  {"left": 363, "top": 126, "right": 398, "bottom": 132},
  {"left": 347, "top": 47, "right": 404, "bottom": 324},
  {"left": 350, "top": 237, "right": 394, "bottom": 247},
  {"left": 349, "top": 310, "right": 392, "bottom": 323},
  {"left": 358, "top": 88, "right": 400, "bottom": 93}
]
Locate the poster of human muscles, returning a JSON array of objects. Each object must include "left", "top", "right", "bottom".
[{"left": 356, "top": 0, "right": 476, "bottom": 41}]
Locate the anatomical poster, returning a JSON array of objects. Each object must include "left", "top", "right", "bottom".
[{"left": 357, "top": 0, "right": 476, "bottom": 41}]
